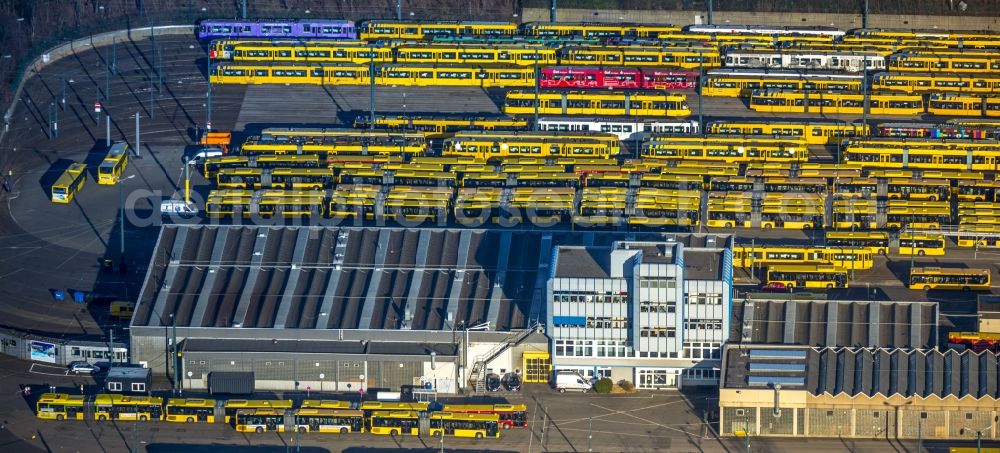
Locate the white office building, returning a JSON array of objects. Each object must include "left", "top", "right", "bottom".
[{"left": 546, "top": 235, "right": 733, "bottom": 389}]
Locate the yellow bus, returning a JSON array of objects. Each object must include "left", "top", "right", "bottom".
[
  {"left": 706, "top": 193, "right": 752, "bottom": 228},
  {"left": 441, "top": 403, "right": 528, "bottom": 429},
  {"left": 898, "top": 233, "right": 946, "bottom": 256},
  {"left": 51, "top": 163, "right": 87, "bottom": 203},
  {"left": 833, "top": 178, "right": 877, "bottom": 199},
  {"left": 825, "top": 231, "right": 890, "bottom": 255},
  {"left": 354, "top": 115, "right": 528, "bottom": 138},
  {"left": 36, "top": 393, "right": 85, "bottom": 420},
  {"left": 97, "top": 143, "right": 129, "bottom": 185},
  {"left": 503, "top": 90, "right": 690, "bottom": 117},
  {"left": 700, "top": 69, "right": 863, "bottom": 97},
  {"left": 732, "top": 246, "right": 874, "bottom": 270},
  {"left": 164, "top": 398, "right": 216, "bottom": 423},
  {"left": 110, "top": 300, "right": 134, "bottom": 320},
  {"left": 301, "top": 400, "right": 352, "bottom": 410},
  {"left": 329, "top": 184, "right": 381, "bottom": 219},
  {"left": 224, "top": 399, "right": 294, "bottom": 424},
  {"left": 927, "top": 93, "right": 1000, "bottom": 117},
  {"left": 886, "top": 178, "right": 951, "bottom": 201},
  {"left": 766, "top": 264, "right": 849, "bottom": 289},
  {"left": 957, "top": 180, "right": 1000, "bottom": 202},
  {"left": 235, "top": 409, "right": 286, "bottom": 433},
  {"left": 293, "top": 408, "right": 364, "bottom": 433},
  {"left": 872, "top": 72, "right": 1000, "bottom": 95},
  {"left": 956, "top": 224, "right": 1000, "bottom": 247},
  {"left": 886, "top": 200, "right": 950, "bottom": 229},
  {"left": 429, "top": 412, "right": 501, "bottom": 438},
  {"left": 368, "top": 410, "right": 420, "bottom": 436},
  {"left": 708, "top": 120, "right": 868, "bottom": 145},
  {"left": 908, "top": 267, "right": 991, "bottom": 291},
  {"left": 751, "top": 89, "right": 925, "bottom": 115},
  {"left": 93, "top": 394, "right": 163, "bottom": 421}
]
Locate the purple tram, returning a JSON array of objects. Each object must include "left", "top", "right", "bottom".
[{"left": 197, "top": 19, "right": 356, "bottom": 40}]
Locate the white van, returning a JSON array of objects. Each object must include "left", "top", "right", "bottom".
[
  {"left": 554, "top": 371, "right": 593, "bottom": 393},
  {"left": 160, "top": 200, "right": 198, "bottom": 218},
  {"left": 184, "top": 147, "right": 223, "bottom": 166}
]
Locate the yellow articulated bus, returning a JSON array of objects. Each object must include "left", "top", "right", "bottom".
[
  {"left": 235, "top": 409, "right": 286, "bottom": 433},
  {"left": 210, "top": 62, "right": 370, "bottom": 85},
  {"left": 93, "top": 395, "right": 164, "bottom": 422},
  {"left": 257, "top": 190, "right": 327, "bottom": 218},
  {"left": 203, "top": 155, "right": 321, "bottom": 178},
  {"left": 522, "top": 22, "right": 681, "bottom": 38},
  {"left": 374, "top": 64, "right": 536, "bottom": 88},
  {"left": 700, "top": 69, "right": 864, "bottom": 97},
  {"left": 367, "top": 411, "right": 420, "bottom": 436},
  {"left": 825, "top": 231, "right": 890, "bottom": 255},
  {"left": 443, "top": 131, "right": 620, "bottom": 160},
  {"left": 766, "top": 264, "right": 849, "bottom": 289},
  {"left": 927, "top": 93, "right": 1000, "bottom": 117},
  {"left": 556, "top": 45, "right": 720, "bottom": 69},
  {"left": 36, "top": 393, "right": 86, "bottom": 421},
  {"left": 749, "top": 90, "right": 924, "bottom": 115},
  {"left": 164, "top": 398, "right": 216, "bottom": 423},
  {"left": 708, "top": 120, "right": 868, "bottom": 145},
  {"left": 394, "top": 44, "right": 557, "bottom": 66},
  {"left": 211, "top": 62, "right": 536, "bottom": 88},
  {"left": 898, "top": 233, "right": 947, "bottom": 256},
  {"left": 97, "top": 143, "right": 129, "bottom": 185},
  {"left": 908, "top": 267, "right": 991, "bottom": 291},
  {"left": 762, "top": 177, "right": 828, "bottom": 194},
  {"left": 503, "top": 90, "right": 690, "bottom": 117},
  {"left": 733, "top": 245, "right": 874, "bottom": 270},
  {"left": 50, "top": 162, "right": 87, "bottom": 203},
  {"left": 639, "top": 173, "right": 704, "bottom": 190},
  {"left": 212, "top": 40, "right": 393, "bottom": 64},
  {"left": 872, "top": 73, "right": 1000, "bottom": 95},
  {"left": 293, "top": 409, "right": 365, "bottom": 433},
  {"left": 887, "top": 51, "right": 1000, "bottom": 73},
  {"left": 641, "top": 138, "right": 809, "bottom": 163},
  {"left": 360, "top": 21, "right": 518, "bottom": 40},
  {"left": 354, "top": 115, "right": 528, "bottom": 137},
  {"left": 224, "top": 399, "right": 294, "bottom": 424},
  {"left": 429, "top": 412, "right": 501, "bottom": 438},
  {"left": 843, "top": 144, "right": 1000, "bottom": 171}
]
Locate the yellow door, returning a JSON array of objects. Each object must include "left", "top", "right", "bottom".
[{"left": 522, "top": 351, "right": 551, "bottom": 383}]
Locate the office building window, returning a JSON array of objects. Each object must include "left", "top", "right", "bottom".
[{"left": 683, "top": 342, "right": 721, "bottom": 359}]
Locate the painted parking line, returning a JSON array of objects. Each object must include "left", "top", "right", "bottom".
[{"left": 28, "top": 363, "right": 70, "bottom": 377}]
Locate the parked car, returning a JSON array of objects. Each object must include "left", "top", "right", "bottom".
[{"left": 67, "top": 361, "right": 98, "bottom": 375}]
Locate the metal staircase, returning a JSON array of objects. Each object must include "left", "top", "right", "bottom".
[{"left": 470, "top": 321, "right": 543, "bottom": 393}]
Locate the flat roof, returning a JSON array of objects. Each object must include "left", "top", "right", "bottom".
[
  {"left": 182, "top": 338, "right": 458, "bottom": 357},
  {"left": 683, "top": 249, "right": 724, "bottom": 280},
  {"left": 554, "top": 246, "right": 611, "bottom": 279}
]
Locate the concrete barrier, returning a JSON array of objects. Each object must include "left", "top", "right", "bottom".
[{"left": 522, "top": 8, "right": 1000, "bottom": 31}]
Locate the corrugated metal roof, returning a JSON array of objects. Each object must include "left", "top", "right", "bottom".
[
  {"left": 725, "top": 345, "right": 1000, "bottom": 400},
  {"left": 730, "top": 299, "right": 938, "bottom": 349}
]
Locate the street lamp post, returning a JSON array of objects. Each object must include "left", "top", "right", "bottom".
[{"left": 118, "top": 174, "right": 136, "bottom": 261}]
